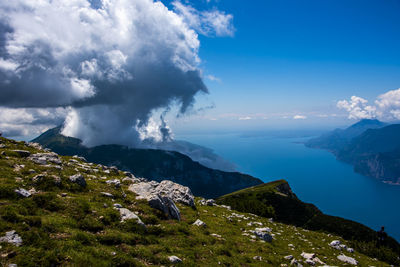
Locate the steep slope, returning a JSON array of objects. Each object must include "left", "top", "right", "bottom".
[
  {"left": 336, "top": 124, "right": 400, "bottom": 183},
  {"left": 305, "top": 120, "right": 400, "bottom": 183},
  {"left": 32, "top": 127, "right": 262, "bottom": 198},
  {"left": 0, "top": 136, "right": 395, "bottom": 266},
  {"left": 305, "top": 119, "right": 386, "bottom": 152},
  {"left": 217, "top": 181, "right": 400, "bottom": 265}
]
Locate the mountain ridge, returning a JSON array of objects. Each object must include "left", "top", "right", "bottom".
[
  {"left": 306, "top": 120, "right": 400, "bottom": 184},
  {"left": 32, "top": 127, "right": 263, "bottom": 198}
]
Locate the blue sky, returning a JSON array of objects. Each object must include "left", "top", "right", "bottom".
[
  {"left": 164, "top": 0, "right": 400, "bottom": 132},
  {"left": 1, "top": 0, "right": 400, "bottom": 139}
]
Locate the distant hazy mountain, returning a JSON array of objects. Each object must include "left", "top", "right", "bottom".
[
  {"left": 306, "top": 120, "right": 400, "bottom": 184},
  {"left": 32, "top": 127, "right": 262, "bottom": 198},
  {"left": 305, "top": 119, "right": 387, "bottom": 152}
]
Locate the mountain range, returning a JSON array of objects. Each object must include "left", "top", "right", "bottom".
[
  {"left": 32, "top": 127, "right": 263, "bottom": 198},
  {"left": 306, "top": 119, "right": 400, "bottom": 184}
]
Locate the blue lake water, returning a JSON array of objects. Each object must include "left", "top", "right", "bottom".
[{"left": 177, "top": 132, "right": 400, "bottom": 241}]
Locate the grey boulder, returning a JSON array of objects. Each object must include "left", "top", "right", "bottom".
[
  {"left": 337, "top": 254, "right": 358, "bottom": 265},
  {"left": 15, "top": 188, "right": 31, "bottom": 198},
  {"left": 69, "top": 174, "right": 87, "bottom": 187}
]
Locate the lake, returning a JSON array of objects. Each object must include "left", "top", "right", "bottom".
[{"left": 177, "top": 132, "right": 400, "bottom": 241}]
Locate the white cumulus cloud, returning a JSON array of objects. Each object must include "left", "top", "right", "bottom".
[
  {"left": 337, "top": 88, "right": 400, "bottom": 121},
  {"left": 0, "top": 0, "right": 233, "bottom": 146}
]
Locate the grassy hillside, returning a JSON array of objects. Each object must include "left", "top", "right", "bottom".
[
  {"left": 32, "top": 127, "right": 263, "bottom": 198},
  {"left": 0, "top": 136, "right": 394, "bottom": 266},
  {"left": 217, "top": 181, "right": 400, "bottom": 265}
]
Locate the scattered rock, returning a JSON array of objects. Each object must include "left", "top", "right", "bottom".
[
  {"left": 253, "top": 256, "right": 262, "bottom": 261},
  {"left": 26, "top": 142, "right": 42, "bottom": 150},
  {"left": 73, "top": 155, "right": 87, "bottom": 162},
  {"left": 206, "top": 199, "right": 215, "bottom": 206},
  {"left": 69, "top": 174, "right": 86, "bottom": 187},
  {"left": 101, "top": 192, "right": 114, "bottom": 198},
  {"left": 113, "top": 203, "right": 123, "bottom": 209},
  {"left": 15, "top": 188, "right": 31, "bottom": 198},
  {"left": 210, "top": 233, "right": 222, "bottom": 238},
  {"left": 284, "top": 255, "right": 293, "bottom": 260},
  {"left": 337, "top": 254, "right": 358, "bottom": 265},
  {"left": 28, "top": 188, "right": 38, "bottom": 195},
  {"left": 32, "top": 173, "right": 46, "bottom": 183},
  {"left": 106, "top": 179, "right": 121, "bottom": 187},
  {"left": 329, "top": 240, "right": 341, "bottom": 249},
  {"left": 114, "top": 207, "right": 145, "bottom": 226},
  {"left": 300, "top": 252, "right": 315, "bottom": 260},
  {"left": 168, "top": 255, "right": 182, "bottom": 263},
  {"left": 61, "top": 193, "right": 67, "bottom": 197},
  {"left": 347, "top": 247, "right": 354, "bottom": 253},
  {"left": 29, "top": 152, "right": 62, "bottom": 165},
  {"left": 0, "top": 231, "right": 23, "bottom": 246},
  {"left": 250, "top": 230, "right": 272, "bottom": 242},
  {"left": 192, "top": 219, "right": 206, "bottom": 227},
  {"left": 109, "top": 166, "right": 119, "bottom": 174},
  {"left": 255, "top": 227, "right": 271, "bottom": 232},
  {"left": 12, "top": 150, "right": 30, "bottom": 157}
]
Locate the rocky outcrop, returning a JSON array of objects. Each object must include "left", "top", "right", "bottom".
[
  {"left": 154, "top": 180, "right": 195, "bottom": 207},
  {"left": 12, "top": 150, "right": 31, "bottom": 157},
  {"left": 128, "top": 180, "right": 194, "bottom": 221},
  {"left": 28, "top": 152, "right": 62, "bottom": 165}
]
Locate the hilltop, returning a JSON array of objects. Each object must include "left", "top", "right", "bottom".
[
  {"left": 31, "top": 127, "right": 263, "bottom": 198},
  {"left": 0, "top": 136, "right": 397, "bottom": 266},
  {"left": 217, "top": 181, "right": 400, "bottom": 265}
]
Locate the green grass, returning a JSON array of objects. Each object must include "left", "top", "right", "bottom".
[
  {"left": 0, "top": 136, "right": 395, "bottom": 266},
  {"left": 217, "top": 180, "right": 400, "bottom": 265}
]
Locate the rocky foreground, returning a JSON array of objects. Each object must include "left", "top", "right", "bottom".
[{"left": 0, "top": 136, "right": 394, "bottom": 266}]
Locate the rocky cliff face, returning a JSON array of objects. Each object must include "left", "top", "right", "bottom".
[{"left": 306, "top": 121, "right": 400, "bottom": 184}]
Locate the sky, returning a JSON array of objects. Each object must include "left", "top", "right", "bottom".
[
  {"left": 0, "top": 0, "right": 400, "bottom": 140},
  {"left": 166, "top": 0, "right": 400, "bottom": 133}
]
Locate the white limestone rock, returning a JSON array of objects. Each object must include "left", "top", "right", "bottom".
[
  {"left": 115, "top": 207, "right": 145, "bottom": 227},
  {"left": 106, "top": 179, "right": 121, "bottom": 187},
  {"left": 155, "top": 180, "right": 195, "bottom": 207},
  {"left": 337, "top": 254, "right": 358, "bottom": 265},
  {"left": 69, "top": 174, "right": 86, "bottom": 187},
  {"left": 0, "top": 231, "right": 22, "bottom": 246},
  {"left": 15, "top": 188, "right": 31, "bottom": 198},
  {"left": 192, "top": 219, "right": 206, "bottom": 227},
  {"left": 250, "top": 230, "right": 272, "bottom": 242},
  {"left": 168, "top": 255, "right": 182, "bottom": 263}
]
